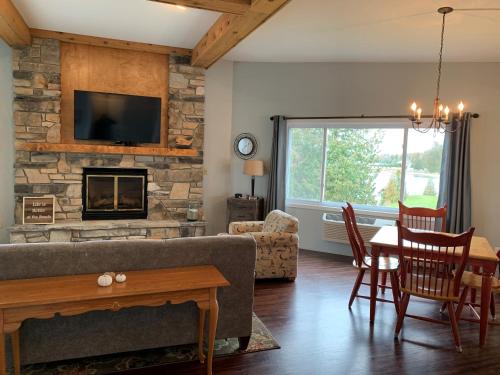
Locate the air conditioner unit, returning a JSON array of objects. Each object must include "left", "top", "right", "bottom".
[{"left": 322, "top": 209, "right": 396, "bottom": 245}]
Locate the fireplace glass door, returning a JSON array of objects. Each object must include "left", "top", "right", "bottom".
[
  {"left": 117, "top": 177, "right": 144, "bottom": 210},
  {"left": 83, "top": 168, "right": 148, "bottom": 220},
  {"left": 87, "top": 176, "right": 115, "bottom": 211}
]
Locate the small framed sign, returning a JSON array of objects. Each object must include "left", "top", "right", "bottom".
[{"left": 23, "top": 196, "right": 55, "bottom": 225}]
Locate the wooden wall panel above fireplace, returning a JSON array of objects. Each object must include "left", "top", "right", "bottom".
[{"left": 60, "top": 42, "right": 169, "bottom": 147}]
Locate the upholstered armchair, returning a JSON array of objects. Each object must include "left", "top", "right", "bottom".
[{"left": 229, "top": 210, "right": 299, "bottom": 281}]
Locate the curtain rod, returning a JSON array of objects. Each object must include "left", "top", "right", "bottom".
[{"left": 270, "top": 113, "right": 480, "bottom": 121}]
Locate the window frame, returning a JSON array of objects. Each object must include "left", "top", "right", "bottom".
[{"left": 285, "top": 118, "right": 441, "bottom": 213}]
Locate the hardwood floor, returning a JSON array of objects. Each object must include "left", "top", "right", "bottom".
[{"left": 122, "top": 250, "right": 500, "bottom": 375}]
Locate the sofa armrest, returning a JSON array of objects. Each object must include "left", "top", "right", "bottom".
[
  {"left": 247, "top": 232, "right": 299, "bottom": 248},
  {"left": 229, "top": 221, "right": 265, "bottom": 234}
]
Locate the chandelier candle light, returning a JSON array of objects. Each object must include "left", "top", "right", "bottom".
[{"left": 409, "top": 7, "right": 465, "bottom": 133}]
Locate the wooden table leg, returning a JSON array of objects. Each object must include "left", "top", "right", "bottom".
[
  {"left": 198, "top": 306, "right": 207, "bottom": 364},
  {"left": 380, "top": 252, "right": 388, "bottom": 294},
  {"left": 370, "top": 246, "right": 380, "bottom": 324},
  {"left": 11, "top": 330, "right": 20, "bottom": 375},
  {"left": 480, "top": 274, "right": 493, "bottom": 347},
  {"left": 207, "top": 288, "right": 219, "bottom": 375},
  {"left": 471, "top": 266, "right": 480, "bottom": 304},
  {"left": 0, "top": 310, "right": 5, "bottom": 375}
]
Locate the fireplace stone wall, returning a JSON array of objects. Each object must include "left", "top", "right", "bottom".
[
  {"left": 14, "top": 152, "right": 204, "bottom": 224},
  {"left": 10, "top": 220, "right": 206, "bottom": 243},
  {"left": 10, "top": 38, "right": 206, "bottom": 242}
]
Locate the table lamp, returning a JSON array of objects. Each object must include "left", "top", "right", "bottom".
[{"left": 243, "top": 160, "right": 264, "bottom": 197}]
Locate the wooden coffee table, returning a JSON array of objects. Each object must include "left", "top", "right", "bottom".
[{"left": 0, "top": 265, "right": 230, "bottom": 375}]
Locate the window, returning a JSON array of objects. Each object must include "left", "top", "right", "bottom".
[
  {"left": 404, "top": 131, "right": 444, "bottom": 209},
  {"left": 287, "top": 128, "right": 324, "bottom": 201},
  {"left": 286, "top": 120, "right": 445, "bottom": 211}
]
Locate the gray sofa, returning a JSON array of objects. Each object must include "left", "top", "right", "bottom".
[{"left": 0, "top": 235, "right": 256, "bottom": 365}]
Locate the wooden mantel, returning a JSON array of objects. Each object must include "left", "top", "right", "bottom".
[{"left": 17, "top": 142, "right": 199, "bottom": 157}]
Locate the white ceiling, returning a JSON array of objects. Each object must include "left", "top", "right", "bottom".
[
  {"left": 13, "top": 0, "right": 500, "bottom": 62},
  {"left": 13, "top": 0, "right": 221, "bottom": 48},
  {"left": 226, "top": 0, "right": 500, "bottom": 62}
]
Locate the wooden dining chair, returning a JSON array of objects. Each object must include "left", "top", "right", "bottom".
[
  {"left": 342, "top": 203, "right": 401, "bottom": 313},
  {"left": 453, "top": 249, "right": 500, "bottom": 322},
  {"left": 398, "top": 201, "right": 447, "bottom": 232},
  {"left": 394, "top": 221, "right": 475, "bottom": 352},
  {"left": 381, "top": 201, "right": 448, "bottom": 294}
]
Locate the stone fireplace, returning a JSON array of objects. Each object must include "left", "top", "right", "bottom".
[
  {"left": 9, "top": 38, "right": 207, "bottom": 243},
  {"left": 83, "top": 168, "right": 148, "bottom": 220}
]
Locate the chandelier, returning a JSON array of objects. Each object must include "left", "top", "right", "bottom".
[{"left": 409, "top": 7, "right": 464, "bottom": 133}]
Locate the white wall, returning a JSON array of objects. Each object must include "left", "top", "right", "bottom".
[
  {"left": 230, "top": 62, "right": 500, "bottom": 253},
  {"left": 286, "top": 205, "right": 353, "bottom": 256},
  {"left": 203, "top": 60, "right": 234, "bottom": 235},
  {"left": 0, "top": 40, "right": 14, "bottom": 243}
]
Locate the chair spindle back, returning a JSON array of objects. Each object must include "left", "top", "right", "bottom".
[
  {"left": 398, "top": 201, "right": 447, "bottom": 232},
  {"left": 342, "top": 203, "right": 368, "bottom": 267},
  {"left": 397, "top": 221, "right": 474, "bottom": 299}
]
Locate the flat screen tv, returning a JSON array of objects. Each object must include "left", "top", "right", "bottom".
[{"left": 74, "top": 90, "right": 161, "bottom": 144}]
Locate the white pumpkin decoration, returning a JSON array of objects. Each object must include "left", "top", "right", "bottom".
[
  {"left": 115, "top": 273, "right": 127, "bottom": 283},
  {"left": 97, "top": 274, "right": 113, "bottom": 287}
]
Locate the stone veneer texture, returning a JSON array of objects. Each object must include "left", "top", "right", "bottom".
[
  {"left": 10, "top": 220, "right": 206, "bottom": 243},
  {"left": 12, "top": 38, "right": 205, "bottom": 226}
]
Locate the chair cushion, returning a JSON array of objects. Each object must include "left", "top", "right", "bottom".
[
  {"left": 262, "top": 210, "right": 299, "bottom": 233},
  {"left": 461, "top": 271, "right": 500, "bottom": 290},
  {"left": 402, "top": 273, "right": 460, "bottom": 301},
  {"left": 353, "top": 256, "right": 399, "bottom": 271}
]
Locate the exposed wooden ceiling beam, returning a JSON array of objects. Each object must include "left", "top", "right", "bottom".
[
  {"left": 31, "top": 28, "right": 192, "bottom": 56},
  {"left": 191, "top": 0, "right": 290, "bottom": 68},
  {"left": 0, "top": 0, "right": 31, "bottom": 47},
  {"left": 149, "top": 0, "right": 251, "bottom": 15}
]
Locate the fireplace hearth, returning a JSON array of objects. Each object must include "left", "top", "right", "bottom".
[{"left": 82, "top": 168, "right": 148, "bottom": 220}]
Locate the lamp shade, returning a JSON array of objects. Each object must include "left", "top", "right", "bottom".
[{"left": 243, "top": 160, "right": 264, "bottom": 176}]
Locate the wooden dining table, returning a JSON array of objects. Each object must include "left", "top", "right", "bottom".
[{"left": 369, "top": 226, "right": 498, "bottom": 347}]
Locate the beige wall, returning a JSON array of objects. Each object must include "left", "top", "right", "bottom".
[
  {"left": 230, "top": 62, "right": 500, "bottom": 251},
  {"left": 203, "top": 60, "right": 234, "bottom": 234},
  {"left": 0, "top": 40, "right": 14, "bottom": 243}
]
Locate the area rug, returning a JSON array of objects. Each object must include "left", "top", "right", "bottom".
[{"left": 20, "top": 313, "right": 279, "bottom": 375}]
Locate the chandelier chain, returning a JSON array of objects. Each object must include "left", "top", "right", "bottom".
[{"left": 435, "top": 12, "right": 446, "bottom": 101}]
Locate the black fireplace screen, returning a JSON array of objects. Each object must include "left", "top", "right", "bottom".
[{"left": 83, "top": 168, "right": 148, "bottom": 220}]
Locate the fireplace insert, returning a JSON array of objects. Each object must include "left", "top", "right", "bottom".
[{"left": 82, "top": 168, "right": 148, "bottom": 220}]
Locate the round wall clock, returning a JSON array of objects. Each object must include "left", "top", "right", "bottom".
[{"left": 234, "top": 133, "right": 258, "bottom": 159}]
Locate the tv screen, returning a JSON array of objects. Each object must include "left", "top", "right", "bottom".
[{"left": 74, "top": 90, "right": 161, "bottom": 144}]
